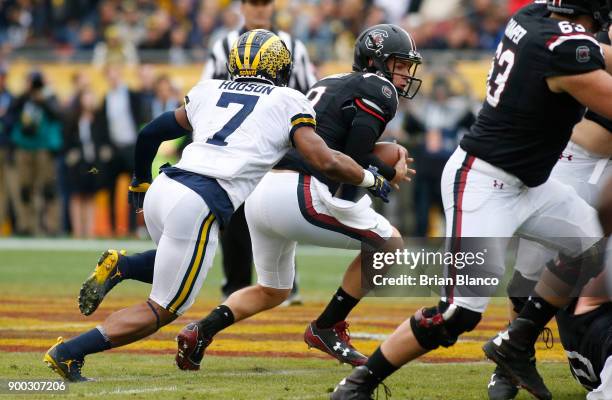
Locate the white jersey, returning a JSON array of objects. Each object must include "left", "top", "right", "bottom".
[{"left": 175, "top": 79, "right": 316, "bottom": 209}]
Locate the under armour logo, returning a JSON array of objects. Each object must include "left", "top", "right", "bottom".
[
  {"left": 336, "top": 295, "right": 344, "bottom": 302},
  {"left": 493, "top": 180, "right": 504, "bottom": 189},
  {"left": 333, "top": 342, "right": 350, "bottom": 357},
  {"left": 559, "top": 153, "right": 573, "bottom": 161},
  {"left": 493, "top": 330, "right": 510, "bottom": 347}
]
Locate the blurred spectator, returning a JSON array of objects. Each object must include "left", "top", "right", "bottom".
[
  {"left": 92, "top": 25, "right": 139, "bottom": 67},
  {"left": 188, "top": 10, "right": 218, "bottom": 52},
  {"left": 63, "top": 89, "right": 109, "bottom": 238},
  {"left": 117, "top": 1, "right": 146, "bottom": 48},
  {"left": 0, "top": 66, "right": 13, "bottom": 233},
  {"left": 137, "top": 64, "right": 157, "bottom": 123},
  {"left": 3, "top": 2, "right": 32, "bottom": 48},
  {"left": 99, "top": 64, "right": 144, "bottom": 234},
  {"left": 138, "top": 10, "right": 172, "bottom": 50},
  {"left": 151, "top": 74, "right": 179, "bottom": 117},
  {"left": 10, "top": 70, "right": 63, "bottom": 236},
  {"left": 1, "top": 0, "right": 514, "bottom": 59},
  {"left": 168, "top": 26, "right": 189, "bottom": 65},
  {"left": 405, "top": 74, "right": 475, "bottom": 236},
  {"left": 297, "top": 0, "right": 339, "bottom": 64},
  {"left": 77, "top": 24, "right": 98, "bottom": 50}
]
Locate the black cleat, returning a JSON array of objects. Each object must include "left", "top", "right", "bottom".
[
  {"left": 483, "top": 319, "right": 552, "bottom": 400},
  {"left": 304, "top": 320, "right": 367, "bottom": 366},
  {"left": 331, "top": 366, "right": 389, "bottom": 400},
  {"left": 488, "top": 365, "right": 519, "bottom": 400}
]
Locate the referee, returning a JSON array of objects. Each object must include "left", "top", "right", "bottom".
[{"left": 202, "top": 0, "right": 317, "bottom": 303}]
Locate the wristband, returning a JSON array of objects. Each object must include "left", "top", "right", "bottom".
[{"left": 358, "top": 169, "right": 375, "bottom": 188}]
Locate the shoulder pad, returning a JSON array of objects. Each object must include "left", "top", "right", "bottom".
[{"left": 356, "top": 73, "right": 398, "bottom": 122}]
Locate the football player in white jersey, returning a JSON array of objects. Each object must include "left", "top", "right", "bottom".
[
  {"left": 43, "top": 30, "right": 392, "bottom": 382},
  {"left": 174, "top": 24, "right": 420, "bottom": 371}
]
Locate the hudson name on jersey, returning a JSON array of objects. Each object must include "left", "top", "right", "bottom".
[
  {"left": 175, "top": 79, "right": 316, "bottom": 209},
  {"left": 461, "top": 2, "right": 605, "bottom": 187}
]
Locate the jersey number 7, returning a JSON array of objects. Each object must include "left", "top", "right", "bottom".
[{"left": 207, "top": 92, "right": 260, "bottom": 146}]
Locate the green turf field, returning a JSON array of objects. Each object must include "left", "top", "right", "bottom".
[{"left": 0, "top": 241, "right": 588, "bottom": 399}]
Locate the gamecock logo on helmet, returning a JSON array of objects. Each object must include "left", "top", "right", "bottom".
[{"left": 365, "top": 30, "right": 389, "bottom": 51}]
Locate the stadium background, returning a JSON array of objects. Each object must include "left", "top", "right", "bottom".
[{"left": 0, "top": 0, "right": 590, "bottom": 399}]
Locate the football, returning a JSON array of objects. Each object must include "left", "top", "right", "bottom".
[{"left": 373, "top": 142, "right": 406, "bottom": 167}]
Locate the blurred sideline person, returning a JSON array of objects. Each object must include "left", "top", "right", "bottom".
[
  {"left": 332, "top": 1, "right": 612, "bottom": 399},
  {"left": 203, "top": 0, "right": 317, "bottom": 302},
  {"left": 175, "top": 24, "right": 421, "bottom": 370},
  {"left": 10, "top": 71, "right": 63, "bottom": 236},
  {"left": 99, "top": 64, "right": 145, "bottom": 235},
  {"left": 0, "top": 66, "right": 13, "bottom": 233},
  {"left": 488, "top": 29, "right": 612, "bottom": 400},
  {"left": 62, "top": 90, "right": 110, "bottom": 239},
  {"left": 44, "top": 30, "right": 392, "bottom": 382}
]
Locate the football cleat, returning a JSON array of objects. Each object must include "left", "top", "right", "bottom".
[
  {"left": 43, "top": 337, "right": 90, "bottom": 382},
  {"left": 176, "top": 322, "right": 213, "bottom": 371},
  {"left": 78, "top": 249, "right": 126, "bottom": 316},
  {"left": 304, "top": 320, "right": 367, "bottom": 366},
  {"left": 331, "top": 366, "right": 389, "bottom": 400},
  {"left": 488, "top": 365, "right": 519, "bottom": 400},
  {"left": 483, "top": 319, "right": 552, "bottom": 400}
]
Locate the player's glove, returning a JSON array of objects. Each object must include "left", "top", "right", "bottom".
[
  {"left": 364, "top": 167, "right": 391, "bottom": 203},
  {"left": 128, "top": 176, "right": 151, "bottom": 211}
]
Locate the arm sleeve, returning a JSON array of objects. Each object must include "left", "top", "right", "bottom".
[
  {"left": 344, "top": 123, "right": 396, "bottom": 180},
  {"left": 545, "top": 36, "right": 605, "bottom": 77},
  {"left": 134, "top": 111, "right": 191, "bottom": 182}
]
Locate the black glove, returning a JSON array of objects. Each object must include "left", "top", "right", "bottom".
[
  {"left": 128, "top": 176, "right": 151, "bottom": 211},
  {"left": 366, "top": 167, "right": 391, "bottom": 203}
]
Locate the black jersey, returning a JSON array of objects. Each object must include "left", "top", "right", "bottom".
[
  {"left": 584, "top": 31, "right": 612, "bottom": 133},
  {"left": 556, "top": 301, "right": 612, "bottom": 391},
  {"left": 461, "top": 3, "right": 605, "bottom": 187},
  {"left": 275, "top": 72, "right": 398, "bottom": 192}
]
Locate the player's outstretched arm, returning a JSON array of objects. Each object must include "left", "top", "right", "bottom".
[
  {"left": 293, "top": 126, "right": 391, "bottom": 201},
  {"left": 132, "top": 107, "right": 192, "bottom": 182},
  {"left": 548, "top": 69, "right": 612, "bottom": 120}
]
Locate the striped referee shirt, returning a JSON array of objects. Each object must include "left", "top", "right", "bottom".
[{"left": 201, "top": 28, "right": 317, "bottom": 94}]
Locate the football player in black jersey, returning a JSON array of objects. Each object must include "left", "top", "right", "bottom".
[
  {"left": 489, "top": 28, "right": 612, "bottom": 400},
  {"left": 173, "top": 24, "right": 421, "bottom": 371},
  {"left": 332, "top": 1, "right": 612, "bottom": 399}
]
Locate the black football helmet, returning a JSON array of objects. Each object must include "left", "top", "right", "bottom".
[
  {"left": 353, "top": 24, "right": 423, "bottom": 99},
  {"left": 547, "top": 0, "right": 612, "bottom": 30}
]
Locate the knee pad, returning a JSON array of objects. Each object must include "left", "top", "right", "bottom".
[
  {"left": 507, "top": 270, "right": 538, "bottom": 314},
  {"left": 547, "top": 239, "right": 606, "bottom": 290},
  {"left": 409, "top": 301, "right": 482, "bottom": 350},
  {"left": 43, "top": 184, "right": 56, "bottom": 201}
]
